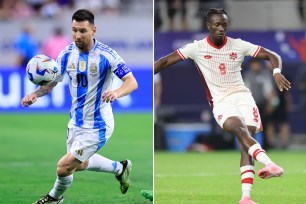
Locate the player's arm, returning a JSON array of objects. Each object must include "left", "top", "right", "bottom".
[
  {"left": 154, "top": 51, "right": 183, "bottom": 74},
  {"left": 256, "top": 48, "right": 291, "bottom": 92},
  {"left": 21, "top": 82, "right": 58, "bottom": 107},
  {"left": 102, "top": 74, "right": 138, "bottom": 103}
]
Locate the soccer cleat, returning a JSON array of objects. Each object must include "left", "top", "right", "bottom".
[
  {"left": 32, "top": 194, "right": 63, "bottom": 204},
  {"left": 116, "top": 160, "right": 132, "bottom": 194},
  {"left": 258, "top": 163, "right": 284, "bottom": 179},
  {"left": 141, "top": 190, "right": 153, "bottom": 201},
  {"left": 239, "top": 196, "right": 259, "bottom": 204}
]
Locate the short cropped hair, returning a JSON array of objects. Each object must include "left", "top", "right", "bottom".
[
  {"left": 72, "top": 9, "right": 95, "bottom": 25},
  {"left": 206, "top": 8, "right": 227, "bottom": 22}
]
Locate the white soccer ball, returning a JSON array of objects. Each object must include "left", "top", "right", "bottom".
[{"left": 26, "top": 54, "right": 59, "bottom": 86}]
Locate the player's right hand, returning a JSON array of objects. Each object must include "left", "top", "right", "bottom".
[{"left": 21, "top": 93, "right": 37, "bottom": 107}]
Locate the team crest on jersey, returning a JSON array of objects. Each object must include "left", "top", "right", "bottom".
[
  {"left": 78, "top": 61, "right": 86, "bottom": 72},
  {"left": 229, "top": 52, "right": 238, "bottom": 60},
  {"left": 68, "top": 63, "right": 76, "bottom": 70},
  {"left": 89, "top": 63, "right": 98, "bottom": 75}
]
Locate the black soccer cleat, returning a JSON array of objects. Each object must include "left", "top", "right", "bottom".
[{"left": 32, "top": 194, "right": 63, "bottom": 204}]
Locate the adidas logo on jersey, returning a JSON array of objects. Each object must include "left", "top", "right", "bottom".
[
  {"left": 75, "top": 149, "right": 83, "bottom": 156},
  {"left": 68, "top": 63, "right": 76, "bottom": 70}
]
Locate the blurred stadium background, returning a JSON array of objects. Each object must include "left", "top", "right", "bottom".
[
  {"left": 0, "top": 0, "right": 153, "bottom": 203},
  {"left": 154, "top": 0, "right": 306, "bottom": 203}
]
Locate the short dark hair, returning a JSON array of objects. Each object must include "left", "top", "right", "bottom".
[
  {"left": 206, "top": 8, "right": 227, "bottom": 22},
  {"left": 72, "top": 9, "right": 95, "bottom": 25}
]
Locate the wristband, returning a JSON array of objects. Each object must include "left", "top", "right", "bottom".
[{"left": 273, "top": 68, "right": 281, "bottom": 76}]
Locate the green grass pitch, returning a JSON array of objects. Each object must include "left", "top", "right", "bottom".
[
  {"left": 0, "top": 113, "right": 153, "bottom": 203},
  {"left": 155, "top": 151, "right": 306, "bottom": 204}
]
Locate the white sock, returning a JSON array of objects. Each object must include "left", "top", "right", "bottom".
[
  {"left": 240, "top": 165, "right": 255, "bottom": 198},
  {"left": 49, "top": 175, "right": 73, "bottom": 200},
  {"left": 86, "top": 154, "right": 123, "bottom": 175},
  {"left": 248, "top": 143, "right": 272, "bottom": 166}
]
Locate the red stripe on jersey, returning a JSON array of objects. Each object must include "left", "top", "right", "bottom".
[
  {"left": 240, "top": 170, "right": 255, "bottom": 175},
  {"left": 253, "top": 46, "right": 262, "bottom": 57},
  {"left": 241, "top": 178, "right": 254, "bottom": 184},
  {"left": 253, "top": 149, "right": 265, "bottom": 160},
  {"left": 176, "top": 49, "right": 186, "bottom": 60},
  {"left": 194, "top": 62, "right": 214, "bottom": 108},
  {"left": 207, "top": 35, "right": 228, "bottom": 49}
]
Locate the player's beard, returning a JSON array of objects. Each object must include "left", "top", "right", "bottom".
[
  {"left": 214, "top": 35, "right": 224, "bottom": 46},
  {"left": 75, "top": 41, "right": 85, "bottom": 51}
]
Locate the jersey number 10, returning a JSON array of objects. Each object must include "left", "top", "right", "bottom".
[{"left": 77, "top": 73, "right": 88, "bottom": 88}]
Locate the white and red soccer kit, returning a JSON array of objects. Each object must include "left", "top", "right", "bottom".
[{"left": 177, "top": 36, "right": 263, "bottom": 131}]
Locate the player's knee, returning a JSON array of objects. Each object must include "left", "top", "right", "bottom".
[
  {"left": 56, "top": 165, "right": 73, "bottom": 177},
  {"left": 56, "top": 160, "right": 75, "bottom": 177},
  {"left": 224, "top": 117, "right": 249, "bottom": 139}
]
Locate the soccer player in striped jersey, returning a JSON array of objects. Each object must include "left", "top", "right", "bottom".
[
  {"left": 154, "top": 8, "right": 291, "bottom": 204},
  {"left": 21, "top": 9, "right": 138, "bottom": 204}
]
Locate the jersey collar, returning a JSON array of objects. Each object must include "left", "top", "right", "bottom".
[
  {"left": 207, "top": 35, "right": 227, "bottom": 49},
  {"left": 91, "top": 39, "right": 98, "bottom": 51}
]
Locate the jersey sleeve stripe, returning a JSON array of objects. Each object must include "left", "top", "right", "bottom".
[
  {"left": 253, "top": 46, "right": 262, "bottom": 57},
  {"left": 176, "top": 49, "right": 186, "bottom": 60}
]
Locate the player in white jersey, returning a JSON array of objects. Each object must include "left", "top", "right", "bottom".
[
  {"left": 155, "top": 8, "right": 291, "bottom": 204},
  {"left": 21, "top": 9, "right": 138, "bottom": 204}
]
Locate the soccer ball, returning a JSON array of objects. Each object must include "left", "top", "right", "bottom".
[{"left": 26, "top": 54, "right": 58, "bottom": 86}]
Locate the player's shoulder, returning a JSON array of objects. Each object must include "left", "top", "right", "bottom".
[
  {"left": 180, "top": 38, "right": 205, "bottom": 50},
  {"left": 58, "top": 42, "right": 76, "bottom": 57},
  {"left": 93, "top": 40, "right": 118, "bottom": 59},
  {"left": 227, "top": 36, "right": 250, "bottom": 44},
  {"left": 192, "top": 38, "right": 206, "bottom": 46}
]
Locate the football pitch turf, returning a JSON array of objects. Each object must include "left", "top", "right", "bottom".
[
  {"left": 0, "top": 113, "right": 153, "bottom": 204},
  {"left": 155, "top": 151, "right": 306, "bottom": 204}
]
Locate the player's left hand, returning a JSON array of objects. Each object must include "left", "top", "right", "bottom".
[
  {"left": 102, "top": 90, "right": 118, "bottom": 103},
  {"left": 273, "top": 73, "right": 291, "bottom": 92}
]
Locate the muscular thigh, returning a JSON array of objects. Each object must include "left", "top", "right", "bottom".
[
  {"left": 236, "top": 93, "right": 262, "bottom": 132},
  {"left": 213, "top": 92, "right": 262, "bottom": 132},
  {"left": 66, "top": 119, "right": 114, "bottom": 162}
]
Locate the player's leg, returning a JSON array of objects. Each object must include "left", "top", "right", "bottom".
[
  {"left": 49, "top": 153, "right": 81, "bottom": 199},
  {"left": 76, "top": 153, "right": 123, "bottom": 175},
  {"left": 223, "top": 117, "right": 261, "bottom": 204},
  {"left": 77, "top": 154, "right": 132, "bottom": 194},
  {"left": 214, "top": 102, "right": 258, "bottom": 203},
  {"left": 74, "top": 118, "right": 132, "bottom": 194},
  {"left": 219, "top": 113, "right": 277, "bottom": 169},
  {"left": 32, "top": 153, "right": 81, "bottom": 204},
  {"left": 237, "top": 97, "right": 283, "bottom": 179},
  {"left": 238, "top": 126, "right": 256, "bottom": 203}
]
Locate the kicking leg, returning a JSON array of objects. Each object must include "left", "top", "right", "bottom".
[
  {"left": 76, "top": 153, "right": 123, "bottom": 175},
  {"left": 76, "top": 154, "right": 132, "bottom": 194},
  {"left": 223, "top": 117, "right": 283, "bottom": 203},
  {"left": 223, "top": 117, "right": 283, "bottom": 178}
]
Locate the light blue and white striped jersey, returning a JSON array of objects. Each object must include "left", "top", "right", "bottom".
[{"left": 55, "top": 39, "right": 131, "bottom": 129}]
